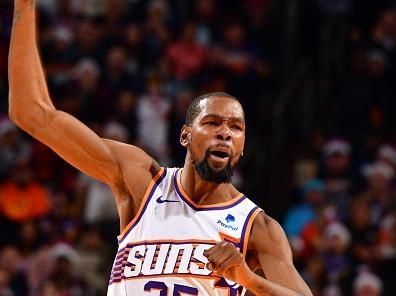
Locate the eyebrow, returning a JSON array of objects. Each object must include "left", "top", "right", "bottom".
[{"left": 201, "top": 114, "right": 245, "bottom": 124}]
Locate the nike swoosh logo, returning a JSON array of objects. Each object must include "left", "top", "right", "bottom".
[{"left": 156, "top": 196, "right": 180, "bottom": 204}]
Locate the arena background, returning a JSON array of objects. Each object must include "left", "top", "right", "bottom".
[{"left": 0, "top": 0, "right": 396, "bottom": 295}]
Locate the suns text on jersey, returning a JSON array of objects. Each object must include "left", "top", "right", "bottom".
[{"left": 117, "top": 241, "right": 215, "bottom": 278}]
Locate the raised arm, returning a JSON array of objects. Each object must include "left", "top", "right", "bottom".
[{"left": 8, "top": 0, "right": 152, "bottom": 186}]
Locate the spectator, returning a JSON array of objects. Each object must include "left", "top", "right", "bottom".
[
  {"left": 301, "top": 256, "right": 326, "bottom": 295},
  {"left": 166, "top": 22, "right": 208, "bottom": 83},
  {"left": 144, "top": 0, "right": 171, "bottom": 68},
  {"left": 41, "top": 26, "right": 75, "bottom": 84},
  {"left": 284, "top": 179, "right": 325, "bottom": 237},
  {"left": 376, "top": 144, "right": 396, "bottom": 170},
  {"left": 75, "top": 0, "right": 106, "bottom": 18},
  {"left": 137, "top": 75, "right": 171, "bottom": 164},
  {"left": 361, "top": 162, "right": 396, "bottom": 224},
  {"left": 122, "top": 22, "right": 145, "bottom": 87},
  {"left": 169, "top": 89, "right": 194, "bottom": 165},
  {"left": 102, "top": 45, "right": 134, "bottom": 96},
  {"left": 353, "top": 268, "right": 383, "bottom": 296},
  {"left": 17, "top": 222, "right": 41, "bottom": 258},
  {"left": 321, "top": 139, "right": 352, "bottom": 220},
  {"left": 0, "top": 119, "right": 31, "bottom": 181},
  {"left": 39, "top": 280, "right": 61, "bottom": 296},
  {"left": 300, "top": 204, "right": 337, "bottom": 261},
  {"left": 72, "top": 18, "right": 106, "bottom": 63},
  {"left": 75, "top": 226, "right": 111, "bottom": 295},
  {"left": 0, "top": 159, "right": 50, "bottom": 223},
  {"left": 377, "top": 212, "right": 396, "bottom": 295},
  {"left": 212, "top": 20, "right": 266, "bottom": 103},
  {"left": 322, "top": 222, "right": 351, "bottom": 285},
  {"left": 112, "top": 90, "right": 138, "bottom": 143},
  {"left": 0, "top": 268, "right": 13, "bottom": 296},
  {"left": 46, "top": 244, "right": 87, "bottom": 296},
  {"left": 0, "top": 246, "right": 28, "bottom": 296},
  {"left": 347, "top": 197, "right": 379, "bottom": 266},
  {"left": 193, "top": 0, "right": 217, "bottom": 46},
  {"left": 371, "top": 10, "right": 396, "bottom": 52},
  {"left": 71, "top": 58, "right": 103, "bottom": 122},
  {"left": 0, "top": 159, "right": 51, "bottom": 246}
]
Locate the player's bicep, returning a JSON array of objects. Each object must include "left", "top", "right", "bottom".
[
  {"left": 251, "top": 214, "right": 312, "bottom": 295},
  {"left": 26, "top": 110, "right": 120, "bottom": 184}
]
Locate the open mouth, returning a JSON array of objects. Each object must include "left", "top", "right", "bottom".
[{"left": 209, "top": 150, "right": 230, "bottom": 159}]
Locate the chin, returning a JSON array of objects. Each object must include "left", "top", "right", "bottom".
[{"left": 210, "top": 164, "right": 227, "bottom": 171}]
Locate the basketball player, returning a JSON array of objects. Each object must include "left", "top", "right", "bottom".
[{"left": 8, "top": 1, "right": 312, "bottom": 295}]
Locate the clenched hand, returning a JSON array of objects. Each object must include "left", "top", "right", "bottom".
[{"left": 204, "top": 241, "right": 255, "bottom": 287}]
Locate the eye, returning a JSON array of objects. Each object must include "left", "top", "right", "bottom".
[
  {"left": 231, "top": 125, "right": 243, "bottom": 131},
  {"left": 206, "top": 121, "right": 219, "bottom": 126}
]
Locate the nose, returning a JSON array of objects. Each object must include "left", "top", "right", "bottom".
[{"left": 216, "top": 126, "right": 231, "bottom": 141}]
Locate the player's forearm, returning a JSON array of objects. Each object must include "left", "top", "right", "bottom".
[
  {"left": 8, "top": 0, "right": 55, "bottom": 126},
  {"left": 244, "top": 273, "right": 312, "bottom": 296}
]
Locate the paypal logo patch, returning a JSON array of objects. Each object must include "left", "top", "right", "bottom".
[
  {"left": 225, "top": 214, "right": 235, "bottom": 223},
  {"left": 217, "top": 214, "right": 238, "bottom": 231}
]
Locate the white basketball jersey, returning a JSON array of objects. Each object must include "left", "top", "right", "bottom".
[{"left": 107, "top": 167, "right": 262, "bottom": 296}]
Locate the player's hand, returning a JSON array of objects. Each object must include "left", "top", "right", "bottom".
[{"left": 204, "top": 241, "right": 255, "bottom": 287}]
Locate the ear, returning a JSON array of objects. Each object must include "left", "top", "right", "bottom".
[{"left": 180, "top": 125, "right": 191, "bottom": 147}]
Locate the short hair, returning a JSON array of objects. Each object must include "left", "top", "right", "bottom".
[{"left": 185, "top": 92, "right": 240, "bottom": 126}]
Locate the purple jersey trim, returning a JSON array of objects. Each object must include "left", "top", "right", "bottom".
[{"left": 239, "top": 206, "right": 261, "bottom": 256}]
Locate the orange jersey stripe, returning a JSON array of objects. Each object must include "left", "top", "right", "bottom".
[{"left": 242, "top": 208, "right": 262, "bottom": 257}]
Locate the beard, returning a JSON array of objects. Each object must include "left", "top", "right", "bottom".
[{"left": 189, "top": 148, "right": 234, "bottom": 184}]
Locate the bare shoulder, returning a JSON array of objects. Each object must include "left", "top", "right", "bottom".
[
  {"left": 104, "top": 139, "right": 158, "bottom": 169},
  {"left": 248, "top": 212, "right": 292, "bottom": 259},
  {"left": 103, "top": 139, "right": 161, "bottom": 197}
]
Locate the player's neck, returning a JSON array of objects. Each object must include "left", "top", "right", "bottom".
[{"left": 180, "top": 165, "right": 239, "bottom": 205}]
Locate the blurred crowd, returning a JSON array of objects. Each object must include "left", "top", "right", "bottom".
[
  {"left": 284, "top": 140, "right": 396, "bottom": 295},
  {"left": 0, "top": 0, "right": 395, "bottom": 295}
]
